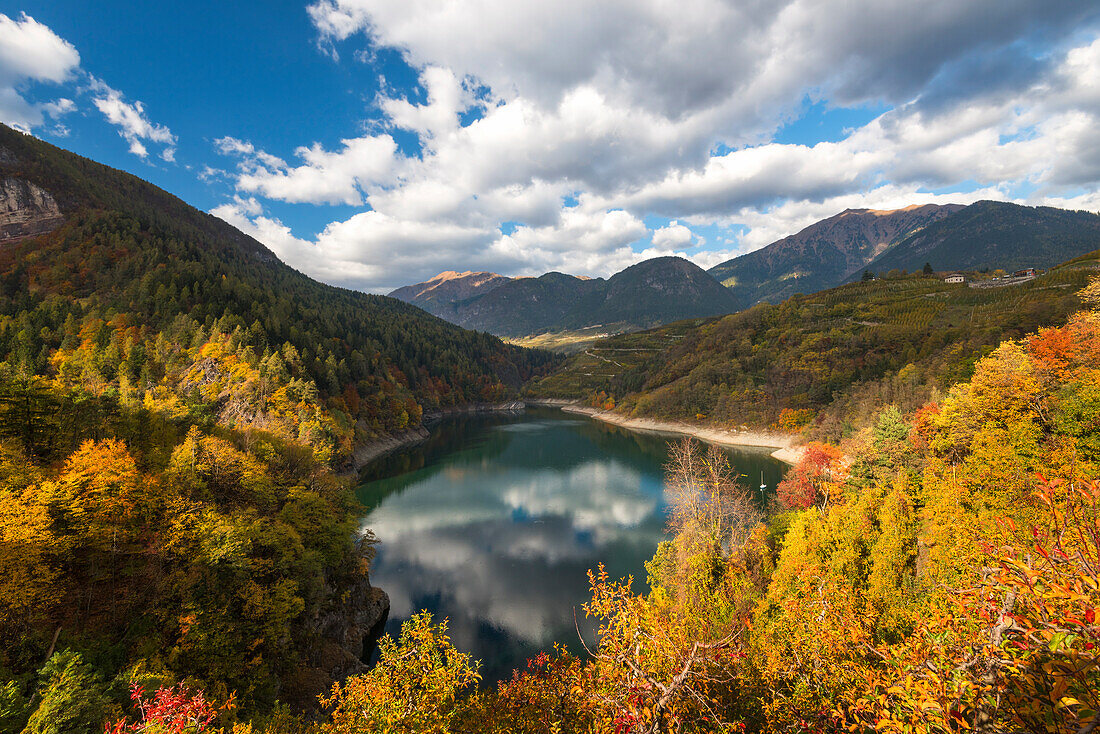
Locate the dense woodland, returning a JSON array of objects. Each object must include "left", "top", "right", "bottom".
[
  {"left": 0, "top": 126, "right": 555, "bottom": 731},
  {"left": 3, "top": 123, "right": 1100, "bottom": 732},
  {"left": 0, "top": 125, "right": 557, "bottom": 456},
  {"left": 529, "top": 256, "right": 1097, "bottom": 441},
  {"left": 9, "top": 277, "right": 1099, "bottom": 733}
]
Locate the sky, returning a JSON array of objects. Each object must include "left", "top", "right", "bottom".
[{"left": 2, "top": 1, "right": 1100, "bottom": 293}]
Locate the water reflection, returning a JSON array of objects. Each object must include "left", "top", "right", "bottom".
[{"left": 356, "top": 408, "right": 787, "bottom": 682}]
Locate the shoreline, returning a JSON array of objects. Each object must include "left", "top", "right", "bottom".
[
  {"left": 346, "top": 401, "right": 528, "bottom": 473},
  {"left": 348, "top": 399, "right": 805, "bottom": 473},
  {"left": 558, "top": 404, "right": 803, "bottom": 465}
]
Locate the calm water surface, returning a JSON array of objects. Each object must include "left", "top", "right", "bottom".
[{"left": 356, "top": 408, "right": 787, "bottom": 682}]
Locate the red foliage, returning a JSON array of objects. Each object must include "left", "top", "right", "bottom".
[
  {"left": 105, "top": 684, "right": 227, "bottom": 734},
  {"left": 908, "top": 402, "right": 940, "bottom": 452},
  {"left": 776, "top": 442, "right": 842, "bottom": 510},
  {"left": 1028, "top": 312, "right": 1100, "bottom": 382}
]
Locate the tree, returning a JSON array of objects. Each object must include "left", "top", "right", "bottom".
[
  {"left": 106, "top": 684, "right": 226, "bottom": 734},
  {"left": 23, "top": 651, "right": 109, "bottom": 734},
  {"left": 861, "top": 269, "right": 875, "bottom": 281},
  {"left": 321, "top": 613, "right": 479, "bottom": 734},
  {"left": 922, "top": 262, "right": 934, "bottom": 275},
  {"left": 776, "top": 442, "right": 843, "bottom": 510},
  {"left": 664, "top": 438, "right": 761, "bottom": 553}
]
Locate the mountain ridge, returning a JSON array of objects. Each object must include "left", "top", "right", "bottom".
[
  {"left": 391, "top": 255, "right": 741, "bottom": 339},
  {"left": 857, "top": 199, "right": 1100, "bottom": 278},
  {"left": 708, "top": 200, "right": 1100, "bottom": 308},
  {"left": 0, "top": 123, "right": 554, "bottom": 448},
  {"left": 707, "top": 203, "right": 964, "bottom": 307}
]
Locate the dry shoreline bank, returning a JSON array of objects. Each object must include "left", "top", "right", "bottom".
[
  {"left": 551, "top": 403, "right": 803, "bottom": 465},
  {"left": 349, "top": 399, "right": 805, "bottom": 474}
]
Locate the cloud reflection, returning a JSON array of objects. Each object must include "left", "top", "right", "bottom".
[{"left": 357, "top": 411, "right": 784, "bottom": 681}]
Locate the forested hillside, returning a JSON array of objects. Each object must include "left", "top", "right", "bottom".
[
  {"left": 0, "top": 125, "right": 555, "bottom": 730},
  {"left": 529, "top": 254, "right": 1099, "bottom": 438},
  {"left": 0, "top": 124, "right": 555, "bottom": 459},
  {"left": 28, "top": 276, "right": 1100, "bottom": 733}
]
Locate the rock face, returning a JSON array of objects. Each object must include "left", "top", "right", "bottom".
[
  {"left": 285, "top": 549, "right": 390, "bottom": 711},
  {"left": 0, "top": 176, "right": 64, "bottom": 245}
]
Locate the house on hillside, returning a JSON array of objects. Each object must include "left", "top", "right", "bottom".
[
  {"left": 1014, "top": 267, "right": 1037, "bottom": 277},
  {"left": 944, "top": 274, "right": 966, "bottom": 284}
]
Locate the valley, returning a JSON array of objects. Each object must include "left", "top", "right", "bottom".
[{"left": 4, "top": 96, "right": 1100, "bottom": 734}]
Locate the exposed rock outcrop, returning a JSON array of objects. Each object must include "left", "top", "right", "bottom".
[
  {"left": 0, "top": 176, "right": 64, "bottom": 245},
  {"left": 286, "top": 543, "right": 390, "bottom": 711}
]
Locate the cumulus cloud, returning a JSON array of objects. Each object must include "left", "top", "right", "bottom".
[
  {"left": 90, "top": 78, "right": 177, "bottom": 160},
  {"left": 651, "top": 221, "right": 694, "bottom": 249},
  {"left": 216, "top": 133, "right": 398, "bottom": 205},
  {"left": 308, "top": 0, "right": 1095, "bottom": 122},
  {"left": 206, "top": 2, "right": 1100, "bottom": 291},
  {"left": 0, "top": 12, "right": 80, "bottom": 131}
]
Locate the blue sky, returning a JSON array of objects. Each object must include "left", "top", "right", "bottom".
[{"left": 2, "top": 1, "right": 1099, "bottom": 291}]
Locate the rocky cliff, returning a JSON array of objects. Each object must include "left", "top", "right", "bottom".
[{"left": 0, "top": 175, "right": 64, "bottom": 245}]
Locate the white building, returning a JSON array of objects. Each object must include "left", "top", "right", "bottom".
[{"left": 944, "top": 274, "right": 966, "bottom": 284}]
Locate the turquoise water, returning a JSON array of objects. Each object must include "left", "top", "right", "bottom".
[{"left": 355, "top": 408, "right": 787, "bottom": 682}]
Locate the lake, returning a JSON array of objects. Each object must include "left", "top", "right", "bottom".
[{"left": 355, "top": 407, "right": 788, "bottom": 682}]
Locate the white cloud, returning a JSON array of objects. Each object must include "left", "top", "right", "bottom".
[
  {"left": 308, "top": 0, "right": 1095, "bottom": 128},
  {"left": 0, "top": 13, "right": 80, "bottom": 131},
  {"left": 206, "top": 4, "right": 1100, "bottom": 290},
  {"left": 90, "top": 78, "right": 177, "bottom": 160},
  {"left": 651, "top": 221, "right": 694, "bottom": 249},
  {"left": 217, "top": 133, "right": 398, "bottom": 205}
]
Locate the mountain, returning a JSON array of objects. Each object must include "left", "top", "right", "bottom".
[
  {"left": 573, "top": 256, "right": 740, "bottom": 329},
  {"left": 391, "top": 256, "right": 740, "bottom": 339},
  {"left": 530, "top": 247, "right": 1099, "bottom": 437},
  {"left": 707, "top": 201, "right": 1100, "bottom": 308},
  {"left": 388, "top": 270, "right": 512, "bottom": 316},
  {"left": 707, "top": 204, "right": 962, "bottom": 307},
  {"left": 443, "top": 270, "right": 605, "bottom": 336},
  {"left": 858, "top": 200, "right": 1100, "bottom": 277},
  {"left": 0, "top": 124, "right": 555, "bottom": 450}
]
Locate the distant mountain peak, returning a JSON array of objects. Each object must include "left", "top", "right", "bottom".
[
  {"left": 430, "top": 269, "right": 500, "bottom": 281},
  {"left": 390, "top": 255, "right": 739, "bottom": 339},
  {"left": 388, "top": 270, "right": 512, "bottom": 305},
  {"left": 708, "top": 203, "right": 965, "bottom": 307}
]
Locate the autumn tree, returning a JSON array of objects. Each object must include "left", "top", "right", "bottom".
[
  {"left": 775, "top": 442, "right": 843, "bottom": 510},
  {"left": 321, "top": 613, "right": 479, "bottom": 734},
  {"left": 664, "top": 438, "right": 761, "bottom": 552},
  {"left": 106, "top": 683, "right": 227, "bottom": 734}
]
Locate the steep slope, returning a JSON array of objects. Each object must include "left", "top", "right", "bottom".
[
  {"left": 860, "top": 200, "right": 1100, "bottom": 277},
  {"left": 391, "top": 256, "right": 740, "bottom": 339},
  {"left": 707, "top": 204, "right": 962, "bottom": 307},
  {"left": 388, "top": 270, "right": 512, "bottom": 318},
  {"left": 0, "top": 124, "right": 555, "bottom": 451}
]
